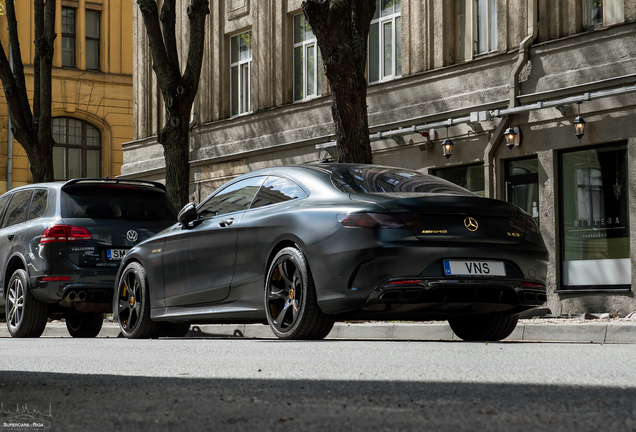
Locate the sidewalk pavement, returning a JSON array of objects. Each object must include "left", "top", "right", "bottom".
[{"left": 1, "top": 320, "right": 635, "bottom": 343}]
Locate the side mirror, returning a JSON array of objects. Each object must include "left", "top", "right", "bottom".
[{"left": 178, "top": 202, "right": 198, "bottom": 226}]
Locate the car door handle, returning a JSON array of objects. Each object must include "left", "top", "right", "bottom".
[
  {"left": 219, "top": 218, "right": 234, "bottom": 228},
  {"left": 7, "top": 234, "right": 14, "bottom": 241}
]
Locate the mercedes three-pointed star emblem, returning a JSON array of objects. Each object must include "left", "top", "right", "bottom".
[{"left": 464, "top": 217, "right": 479, "bottom": 232}]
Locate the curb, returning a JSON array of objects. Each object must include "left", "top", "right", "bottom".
[{"left": 1, "top": 321, "right": 635, "bottom": 343}]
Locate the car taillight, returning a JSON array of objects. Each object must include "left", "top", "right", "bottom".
[
  {"left": 388, "top": 280, "right": 423, "bottom": 285},
  {"left": 337, "top": 213, "right": 405, "bottom": 229},
  {"left": 521, "top": 282, "right": 545, "bottom": 288},
  {"left": 508, "top": 214, "right": 528, "bottom": 233},
  {"left": 40, "top": 225, "right": 92, "bottom": 244},
  {"left": 37, "top": 276, "right": 72, "bottom": 282}
]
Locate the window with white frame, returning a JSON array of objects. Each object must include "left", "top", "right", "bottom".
[
  {"left": 584, "top": 0, "right": 624, "bottom": 27},
  {"left": 293, "top": 14, "right": 321, "bottom": 101},
  {"left": 369, "top": 0, "right": 401, "bottom": 84},
  {"left": 230, "top": 31, "right": 253, "bottom": 116},
  {"left": 456, "top": 0, "right": 497, "bottom": 62}
]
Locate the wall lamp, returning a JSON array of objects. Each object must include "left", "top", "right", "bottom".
[
  {"left": 441, "top": 127, "right": 453, "bottom": 159},
  {"left": 504, "top": 126, "right": 521, "bottom": 150},
  {"left": 574, "top": 102, "right": 586, "bottom": 140}
]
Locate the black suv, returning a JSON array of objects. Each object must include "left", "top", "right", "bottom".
[{"left": 0, "top": 179, "right": 177, "bottom": 338}]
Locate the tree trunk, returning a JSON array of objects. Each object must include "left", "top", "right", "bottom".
[
  {"left": 0, "top": 0, "right": 56, "bottom": 184},
  {"left": 329, "top": 62, "right": 373, "bottom": 164},
  {"left": 137, "top": 0, "right": 209, "bottom": 209},
  {"left": 303, "top": 0, "right": 375, "bottom": 164},
  {"left": 160, "top": 104, "right": 192, "bottom": 208},
  {"left": 24, "top": 138, "right": 54, "bottom": 182}
]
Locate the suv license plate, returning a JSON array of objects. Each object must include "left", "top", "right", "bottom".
[
  {"left": 107, "top": 249, "right": 128, "bottom": 260},
  {"left": 443, "top": 260, "right": 506, "bottom": 276}
]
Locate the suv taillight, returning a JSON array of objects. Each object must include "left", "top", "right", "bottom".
[{"left": 40, "top": 225, "right": 92, "bottom": 244}]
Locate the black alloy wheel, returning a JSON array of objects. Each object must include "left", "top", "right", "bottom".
[
  {"left": 448, "top": 313, "right": 520, "bottom": 341},
  {"left": 264, "top": 247, "right": 334, "bottom": 340},
  {"left": 66, "top": 313, "right": 104, "bottom": 338},
  {"left": 115, "top": 262, "right": 162, "bottom": 339},
  {"left": 6, "top": 269, "right": 48, "bottom": 338}
]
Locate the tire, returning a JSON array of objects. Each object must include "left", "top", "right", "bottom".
[
  {"left": 264, "top": 247, "right": 334, "bottom": 340},
  {"left": 161, "top": 322, "right": 191, "bottom": 338},
  {"left": 66, "top": 313, "right": 104, "bottom": 338},
  {"left": 114, "top": 262, "right": 162, "bottom": 339},
  {"left": 449, "top": 313, "right": 519, "bottom": 342},
  {"left": 5, "top": 269, "right": 48, "bottom": 338}
]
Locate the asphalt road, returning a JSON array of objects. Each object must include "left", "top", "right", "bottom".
[{"left": 1, "top": 338, "right": 635, "bottom": 431}]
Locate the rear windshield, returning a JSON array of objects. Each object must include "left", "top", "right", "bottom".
[
  {"left": 330, "top": 166, "right": 476, "bottom": 196},
  {"left": 61, "top": 187, "right": 177, "bottom": 221}
]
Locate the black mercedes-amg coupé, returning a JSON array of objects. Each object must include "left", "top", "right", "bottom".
[{"left": 113, "top": 164, "right": 548, "bottom": 341}]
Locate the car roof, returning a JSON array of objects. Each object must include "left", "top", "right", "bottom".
[{"left": 4, "top": 178, "right": 167, "bottom": 194}]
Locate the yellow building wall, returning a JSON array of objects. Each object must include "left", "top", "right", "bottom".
[{"left": 0, "top": 0, "right": 133, "bottom": 193}]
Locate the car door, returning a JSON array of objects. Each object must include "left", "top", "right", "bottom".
[
  {"left": 232, "top": 176, "right": 309, "bottom": 292},
  {"left": 0, "top": 191, "right": 15, "bottom": 297},
  {"left": 161, "top": 176, "right": 266, "bottom": 307}
]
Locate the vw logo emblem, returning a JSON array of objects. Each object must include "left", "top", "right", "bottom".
[
  {"left": 464, "top": 217, "right": 479, "bottom": 232},
  {"left": 126, "top": 230, "right": 139, "bottom": 242}
]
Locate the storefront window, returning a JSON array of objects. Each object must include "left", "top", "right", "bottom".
[
  {"left": 560, "top": 144, "right": 630, "bottom": 290},
  {"left": 506, "top": 157, "right": 539, "bottom": 225},
  {"left": 433, "top": 163, "right": 484, "bottom": 196}
]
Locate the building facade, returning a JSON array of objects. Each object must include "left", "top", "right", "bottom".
[
  {"left": 0, "top": 0, "right": 134, "bottom": 191},
  {"left": 124, "top": 0, "right": 636, "bottom": 316}
]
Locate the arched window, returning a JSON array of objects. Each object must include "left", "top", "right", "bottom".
[{"left": 53, "top": 117, "right": 101, "bottom": 180}]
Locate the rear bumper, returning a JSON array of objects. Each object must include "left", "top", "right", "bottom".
[
  {"left": 342, "top": 278, "right": 547, "bottom": 321},
  {"left": 308, "top": 234, "right": 548, "bottom": 315},
  {"left": 370, "top": 278, "right": 546, "bottom": 305},
  {"left": 30, "top": 269, "right": 117, "bottom": 304}
]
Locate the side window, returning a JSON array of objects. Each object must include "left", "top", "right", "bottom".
[
  {"left": 29, "top": 189, "right": 49, "bottom": 220},
  {"left": 1, "top": 190, "right": 34, "bottom": 228},
  {"left": 198, "top": 177, "right": 266, "bottom": 218},
  {"left": 584, "top": 0, "right": 624, "bottom": 27},
  {"left": 230, "top": 31, "right": 253, "bottom": 116},
  {"left": 86, "top": 10, "right": 101, "bottom": 70},
  {"left": 456, "top": 0, "right": 497, "bottom": 62},
  {"left": 62, "top": 7, "right": 76, "bottom": 68},
  {"left": 293, "top": 13, "right": 322, "bottom": 101},
  {"left": 53, "top": 117, "right": 101, "bottom": 180},
  {"left": 433, "top": 163, "right": 485, "bottom": 196},
  {"left": 0, "top": 194, "right": 12, "bottom": 225},
  {"left": 369, "top": 0, "right": 402, "bottom": 84},
  {"left": 251, "top": 176, "right": 307, "bottom": 209}
]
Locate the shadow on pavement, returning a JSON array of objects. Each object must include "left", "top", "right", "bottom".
[{"left": 0, "top": 371, "right": 634, "bottom": 431}]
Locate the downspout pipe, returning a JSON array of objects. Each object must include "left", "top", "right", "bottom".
[
  {"left": 7, "top": 111, "right": 12, "bottom": 191},
  {"left": 484, "top": 0, "right": 538, "bottom": 198},
  {"left": 7, "top": 43, "right": 13, "bottom": 191}
]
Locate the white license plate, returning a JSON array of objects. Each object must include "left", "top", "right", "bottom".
[
  {"left": 107, "top": 249, "right": 128, "bottom": 260},
  {"left": 443, "top": 260, "right": 506, "bottom": 276}
]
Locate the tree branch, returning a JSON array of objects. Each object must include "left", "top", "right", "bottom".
[
  {"left": 350, "top": 1, "right": 375, "bottom": 69},
  {"left": 37, "top": 0, "right": 56, "bottom": 145},
  {"left": 5, "top": 0, "right": 32, "bottom": 130},
  {"left": 137, "top": 0, "right": 178, "bottom": 90},
  {"left": 183, "top": 0, "right": 209, "bottom": 97},
  {"left": 160, "top": 0, "right": 180, "bottom": 76}
]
